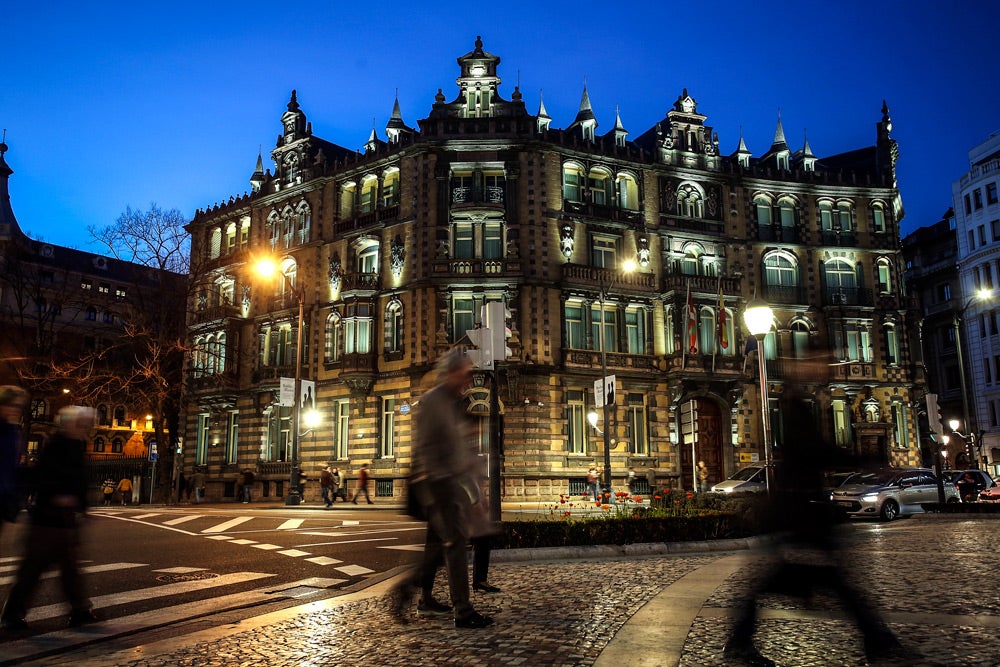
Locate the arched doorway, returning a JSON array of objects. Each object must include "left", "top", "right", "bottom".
[{"left": 679, "top": 398, "right": 723, "bottom": 491}]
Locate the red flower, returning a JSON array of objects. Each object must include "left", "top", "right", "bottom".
[
  {"left": 654, "top": 495, "right": 662, "bottom": 500},
  {"left": 634, "top": 496, "right": 642, "bottom": 503},
  {"left": 686, "top": 491, "right": 694, "bottom": 500}
]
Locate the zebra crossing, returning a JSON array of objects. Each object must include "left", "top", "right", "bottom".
[
  {"left": 0, "top": 556, "right": 347, "bottom": 665},
  {"left": 88, "top": 508, "right": 424, "bottom": 575}
]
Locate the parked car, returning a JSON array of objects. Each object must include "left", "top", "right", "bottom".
[
  {"left": 710, "top": 466, "right": 767, "bottom": 494},
  {"left": 829, "top": 468, "right": 959, "bottom": 521},
  {"left": 980, "top": 485, "right": 1000, "bottom": 502},
  {"left": 823, "top": 471, "right": 862, "bottom": 493},
  {"left": 941, "top": 469, "right": 996, "bottom": 502}
]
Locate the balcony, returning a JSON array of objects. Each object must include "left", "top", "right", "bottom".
[
  {"left": 340, "top": 272, "right": 381, "bottom": 293},
  {"left": 561, "top": 264, "right": 659, "bottom": 293},
  {"left": 820, "top": 231, "right": 859, "bottom": 247},
  {"left": 660, "top": 215, "right": 725, "bottom": 237},
  {"left": 191, "top": 304, "right": 242, "bottom": 325},
  {"left": 763, "top": 284, "right": 808, "bottom": 306},
  {"left": 830, "top": 362, "right": 876, "bottom": 381},
  {"left": 756, "top": 225, "right": 802, "bottom": 243},
  {"left": 431, "top": 257, "right": 521, "bottom": 276},
  {"left": 661, "top": 274, "right": 740, "bottom": 295},
  {"left": 332, "top": 204, "right": 400, "bottom": 235},
  {"left": 823, "top": 287, "right": 874, "bottom": 307},
  {"left": 563, "top": 348, "right": 658, "bottom": 371},
  {"left": 340, "top": 352, "right": 378, "bottom": 375},
  {"left": 452, "top": 185, "right": 504, "bottom": 207},
  {"left": 564, "top": 200, "right": 644, "bottom": 226}
]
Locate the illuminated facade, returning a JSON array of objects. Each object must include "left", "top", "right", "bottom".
[{"left": 182, "top": 37, "right": 922, "bottom": 502}]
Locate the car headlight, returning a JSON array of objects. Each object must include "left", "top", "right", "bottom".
[{"left": 861, "top": 493, "right": 879, "bottom": 502}]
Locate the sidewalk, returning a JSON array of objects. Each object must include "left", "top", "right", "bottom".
[{"left": 23, "top": 514, "right": 1000, "bottom": 666}]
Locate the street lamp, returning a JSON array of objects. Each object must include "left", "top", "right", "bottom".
[
  {"left": 743, "top": 300, "right": 774, "bottom": 495},
  {"left": 953, "top": 288, "right": 993, "bottom": 470},
  {"left": 255, "top": 257, "right": 306, "bottom": 506},
  {"left": 948, "top": 418, "right": 979, "bottom": 469},
  {"left": 594, "top": 258, "right": 636, "bottom": 501}
]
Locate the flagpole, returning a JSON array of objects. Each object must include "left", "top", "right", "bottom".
[{"left": 682, "top": 281, "right": 689, "bottom": 370}]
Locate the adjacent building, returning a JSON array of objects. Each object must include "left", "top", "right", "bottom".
[
  {"left": 182, "top": 37, "right": 922, "bottom": 503},
  {"left": 949, "top": 131, "right": 1000, "bottom": 475}
]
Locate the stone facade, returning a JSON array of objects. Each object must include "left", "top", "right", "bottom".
[{"left": 182, "top": 37, "right": 922, "bottom": 503}]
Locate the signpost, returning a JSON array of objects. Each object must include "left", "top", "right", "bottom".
[{"left": 680, "top": 400, "right": 698, "bottom": 491}]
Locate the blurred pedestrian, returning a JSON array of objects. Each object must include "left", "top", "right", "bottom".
[
  {"left": 351, "top": 463, "right": 373, "bottom": 504},
  {"left": 191, "top": 470, "right": 206, "bottom": 504},
  {"left": 177, "top": 471, "right": 188, "bottom": 503},
  {"left": 101, "top": 478, "right": 115, "bottom": 506},
  {"left": 320, "top": 466, "right": 334, "bottom": 508},
  {"left": 241, "top": 469, "right": 255, "bottom": 503},
  {"left": 696, "top": 460, "right": 709, "bottom": 492},
  {"left": 627, "top": 466, "right": 637, "bottom": 494},
  {"left": 116, "top": 476, "right": 133, "bottom": 505},
  {"left": 586, "top": 467, "right": 600, "bottom": 502},
  {"left": 1, "top": 406, "right": 98, "bottom": 632},
  {"left": 645, "top": 467, "right": 656, "bottom": 495},
  {"left": 0, "top": 386, "right": 28, "bottom": 538},
  {"left": 721, "top": 355, "right": 911, "bottom": 666},
  {"left": 391, "top": 348, "right": 493, "bottom": 629},
  {"left": 331, "top": 467, "right": 343, "bottom": 502}
]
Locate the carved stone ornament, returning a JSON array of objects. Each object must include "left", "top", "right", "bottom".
[
  {"left": 390, "top": 235, "right": 405, "bottom": 278},
  {"left": 637, "top": 235, "right": 650, "bottom": 268},
  {"left": 328, "top": 255, "right": 343, "bottom": 289},
  {"left": 560, "top": 223, "right": 575, "bottom": 259}
]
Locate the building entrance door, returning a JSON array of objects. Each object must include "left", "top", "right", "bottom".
[{"left": 679, "top": 398, "right": 723, "bottom": 491}]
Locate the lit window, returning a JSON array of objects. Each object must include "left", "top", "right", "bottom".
[
  {"left": 627, "top": 394, "right": 648, "bottom": 455},
  {"left": 566, "top": 390, "right": 586, "bottom": 455},
  {"left": 563, "top": 163, "right": 584, "bottom": 202}
]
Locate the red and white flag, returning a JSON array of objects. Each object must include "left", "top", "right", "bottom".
[{"left": 717, "top": 279, "right": 728, "bottom": 350}]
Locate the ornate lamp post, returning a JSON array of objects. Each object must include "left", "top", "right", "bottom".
[
  {"left": 743, "top": 300, "right": 774, "bottom": 495},
  {"left": 953, "top": 288, "right": 993, "bottom": 470}
]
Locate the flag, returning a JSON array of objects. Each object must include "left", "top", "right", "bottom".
[
  {"left": 717, "top": 280, "right": 729, "bottom": 351},
  {"left": 742, "top": 336, "right": 758, "bottom": 374},
  {"left": 686, "top": 283, "right": 698, "bottom": 355}
]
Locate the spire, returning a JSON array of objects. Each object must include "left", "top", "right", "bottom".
[
  {"left": 281, "top": 89, "right": 308, "bottom": 143},
  {"left": 536, "top": 89, "right": 551, "bottom": 132},
  {"left": 770, "top": 110, "right": 789, "bottom": 152},
  {"left": 365, "top": 118, "right": 380, "bottom": 153},
  {"left": 796, "top": 129, "right": 817, "bottom": 172},
  {"left": 385, "top": 90, "right": 412, "bottom": 144},
  {"left": 733, "top": 125, "right": 752, "bottom": 168},
  {"left": 764, "top": 110, "right": 791, "bottom": 170},
  {"left": 612, "top": 104, "right": 628, "bottom": 147},
  {"left": 569, "top": 83, "right": 598, "bottom": 141},
  {"left": 250, "top": 147, "right": 265, "bottom": 193}
]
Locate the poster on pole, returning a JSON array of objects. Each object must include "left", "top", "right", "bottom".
[
  {"left": 300, "top": 379, "right": 315, "bottom": 411},
  {"left": 594, "top": 378, "right": 605, "bottom": 408},
  {"left": 604, "top": 375, "right": 616, "bottom": 406},
  {"left": 279, "top": 377, "right": 295, "bottom": 407}
]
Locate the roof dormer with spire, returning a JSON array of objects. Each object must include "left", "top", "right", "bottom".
[
  {"left": 732, "top": 127, "right": 752, "bottom": 169},
  {"left": 793, "top": 129, "right": 817, "bottom": 172},
  {"left": 607, "top": 105, "right": 628, "bottom": 148},
  {"left": 635, "top": 89, "right": 719, "bottom": 169},
  {"left": 761, "top": 111, "right": 791, "bottom": 171},
  {"left": 567, "top": 84, "right": 598, "bottom": 142},
  {"left": 249, "top": 149, "right": 266, "bottom": 194},
  {"left": 535, "top": 90, "right": 552, "bottom": 133},
  {"left": 385, "top": 93, "right": 415, "bottom": 145}
]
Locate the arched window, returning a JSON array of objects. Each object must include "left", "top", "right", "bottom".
[
  {"left": 283, "top": 152, "right": 299, "bottom": 184},
  {"left": 664, "top": 304, "right": 676, "bottom": 355},
  {"left": 97, "top": 404, "right": 109, "bottom": 426},
  {"left": 562, "top": 163, "right": 584, "bottom": 202},
  {"left": 325, "top": 312, "right": 342, "bottom": 362},
  {"left": 281, "top": 206, "right": 295, "bottom": 248},
  {"left": 871, "top": 203, "right": 887, "bottom": 233},
  {"left": 763, "top": 253, "right": 798, "bottom": 288},
  {"left": 295, "top": 201, "right": 311, "bottom": 245},
  {"left": 885, "top": 323, "right": 900, "bottom": 366},
  {"left": 698, "top": 306, "right": 715, "bottom": 355},
  {"left": 778, "top": 197, "right": 796, "bottom": 228},
  {"left": 93, "top": 436, "right": 105, "bottom": 453},
  {"left": 215, "top": 332, "right": 227, "bottom": 374},
  {"left": 679, "top": 243, "right": 704, "bottom": 276},
  {"left": 210, "top": 228, "right": 222, "bottom": 259},
  {"left": 382, "top": 168, "right": 400, "bottom": 207},
  {"left": 224, "top": 223, "right": 237, "bottom": 255},
  {"left": 357, "top": 242, "right": 379, "bottom": 274},
  {"left": 877, "top": 258, "right": 893, "bottom": 294},
  {"left": 113, "top": 405, "right": 126, "bottom": 427},
  {"left": 360, "top": 175, "right": 378, "bottom": 213},
  {"left": 819, "top": 200, "right": 835, "bottom": 231},
  {"left": 617, "top": 172, "right": 640, "bottom": 210},
  {"left": 587, "top": 167, "right": 613, "bottom": 205},
  {"left": 267, "top": 211, "right": 281, "bottom": 250},
  {"left": 385, "top": 300, "right": 404, "bottom": 355},
  {"left": 340, "top": 181, "right": 357, "bottom": 219},
  {"left": 677, "top": 183, "right": 705, "bottom": 218},
  {"left": 791, "top": 320, "right": 811, "bottom": 359},
  {"left": 824, "top": 258, "right": 857, "bottom": 291},
  {"left": 111, "top": 437, "right": 124, "bottom": 453},
  {"left": 837, "top": 201, "right": 854, "bottom": 231},
  {"left": 754, "top": 194, "right": 773, "bottom": 225}
]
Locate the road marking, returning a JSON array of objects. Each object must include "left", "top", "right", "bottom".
[
  {"left": 130, "top": 513, "right": 162, "bottom": 519},
  {"left": 24, "top": 571, "right": 274, "bottom": 622},
  {"left": 205, "top": 535, "right": 232, "bottom": 540},
  {"left": 278, "top": 549, "right": 312, "bottom": 557},
  {"left": 277, "top": 519, "right": 304, "bottom": 530},
  {"left": 201, "top": 516, "right": 254, "bottom": 533},
  {"left": 163, "top": 515, "right": 202, "bottom": 525},
  {"left": 153, "top": 567, "right": 207, "bottom": 574},
  {"left": 0, "top": 563, "right": 147, "bottom": 587},
  {"left": 335, "top": 564, "right": 375, "bottom": 576},
  {"left": 379, "top": 544, "right": 426, "bottom": 552},
  {"left": 305, "top": 556, "right": 342, "bottom": 566},
  {"left": 296, "top": 537, "right": 397, "bottom": 548},
  {"left": 251, "top": 543, "right": 282, "bottom": 551},
  {"left": 229, "top": 539, "right": 256, "bottom": 545}
]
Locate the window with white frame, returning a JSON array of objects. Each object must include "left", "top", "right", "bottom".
[
  {"left": 764, "top": 252, "right": 798, "bottom": 288},
  {"left": 382, "top": 168, "right": 400, "bottom": 207},
  {"left": 262, "top": 323, "right": 295, "bottom": 367},
  {"left": 343, "top": 302, "right": 372, "bottom": 354},
  {"left": 617, "top": 173, "right": 640, "bottom": 210},
  {"left": 625, "top": 306, "right": 646, "bottom": 354},
  {"left": 627, "top": 393, "right": 649, "bottom": 455},
  {"left": 872, "top": 204, "right": 887, "bottom": 233},
  {"left": 832, "top": 399, "right": 851, "bottom": 447},
  {"left": 264, "top": 406, "right": 291, "bottom": 462},
  {"left": 385, "top": 300, "right": 403, "bottom": 355},
  {"left": 698, "top": 307, "right": 715, "bottom": 355},
  {"left": 380, "top": 397, "right": 396, "bottom": 458},
  {"left": 824, "top": 258, "right": 857, "bottom": 292},
  {"left": 565, "top": 302, "right": 585, "bottom": 349},
  {"left": 754, "top": 194, "right": 773, "bottom": 225},
  {"left": 358, "top": 244, "right": 379, "bottom": 274},
  {"left": 566, "top": 390, "right": 587, "bottom": 455},
  {"left": 664, "top": 304, "right": 676, "bottom": 354},
  {"left": 587, "top": 168, "right": 612, "bottom": 205},
  {"left": 563, "top": 163, "right": 584, "bottom": 201},
  {"left": 196, "top": 413, "right": 210, "bottom": 465},
  {"left": 325, "top": 312, "right": 342, "bottom": 362},
  {"left": 452, "top": 296, "right": 476, "bottom": 343},
  {"left": 778, "top": 197, "right": 796, "bottom": 228},
  {"left": 837, "top": 201, "right": 854, "bottom": 231},
  {"left": 891, "top": 403, "right": 906, "bottom": 448},
  {"left": 791, "top": 321, "right": 811, "bottom": 359},
  {"left": 452, "top": 220, "right": 504, "bottom": 260},
  {"left": 832, "top": 321, "right": 872, "bottom": 362},
  {"left": 360, "top": 176, "right": 378, "bottom": 213},
  {"left": 226, "top": 411, "right": 239, "bottom": 464},
  {"left": 296, "top": 202, "right": 311, "bottom": 245},
  {"left": 334, "top": 399, "right": 350, "bottom": 460},
  {"left": 679, "top": 243, "right": 703, "bottom": 276},
  {"left": 591, "top": 302, "right": 618, "bottom": 353},
  {"left": 677, "top": 183, "right": 704, "bottom": 218},
  {"left": 885, "top": 323, "right": 900, "bottom": 366},
  {"left": 877, "top": 259, "right": 893, "bottom": 294},
  {"left": 591, "top": 235, "right": 618, "bottom": 269},
  {"left": 340, "top": 182, "right": 357, "bottom": 218}
]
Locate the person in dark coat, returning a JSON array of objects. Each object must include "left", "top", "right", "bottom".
[
  {"left": 1, "top": 406, "right": 97, "bottom": 632},
  {"left": 0, "top": 386, "right": 28, "bottom": 538}
]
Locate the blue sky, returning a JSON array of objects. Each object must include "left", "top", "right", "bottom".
[{"left": 2, "top": 1, "right": 997, "bottom": 250}]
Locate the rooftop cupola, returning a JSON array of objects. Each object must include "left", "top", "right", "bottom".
[
  {"left": 455, "top": 35, "right": 502, "bottom": 118},
  {"left": 794, "top": 130, "right": 817, "bottom": 172},
  {"left": 567, "top": 84, "right": 598, "bottom": 142},
  {"left": 762, "top": 110, "right": 791, "bottom": 170},
  {"left": 732, "top": 127, "right": 752, "bottom": 168},
  {"left": 250, "top": 149, "right": 266, "bottom": 193},
  {"left": 280, "top": 90, "right": 309, "bottom": 144},
  {"left": 536, "top": 90, "right": 551, "bottom": 132},
  {"left": 611, "top": 105, "right": 628, "bottom": 148},
  {"left": 385, "top": 93, "right": 414, "bottom": 144}
]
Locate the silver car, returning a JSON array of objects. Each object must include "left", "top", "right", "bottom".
[
  {"left": 830, "top": 468, "right": 959, "bottom": 521},
  {"left": 710, "top": 466, "right": 767, "bottom": 494}
]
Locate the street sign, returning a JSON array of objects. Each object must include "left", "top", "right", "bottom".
[
  {"left": 594, "top": 379, "right": 605, "bottom": 408},
  {"left": 279, "top": 377, "right": 295, "bottom": 406},
  {"left": 680, "top": 400, "right": 698, "bottom": 444},
  {"left": 148, "top": 441, "right": 158, "bottom": 462}
]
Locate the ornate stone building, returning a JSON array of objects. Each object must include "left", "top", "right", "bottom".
[{"left": 182, "top": 37, "right": 922, "bottom": 503}]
